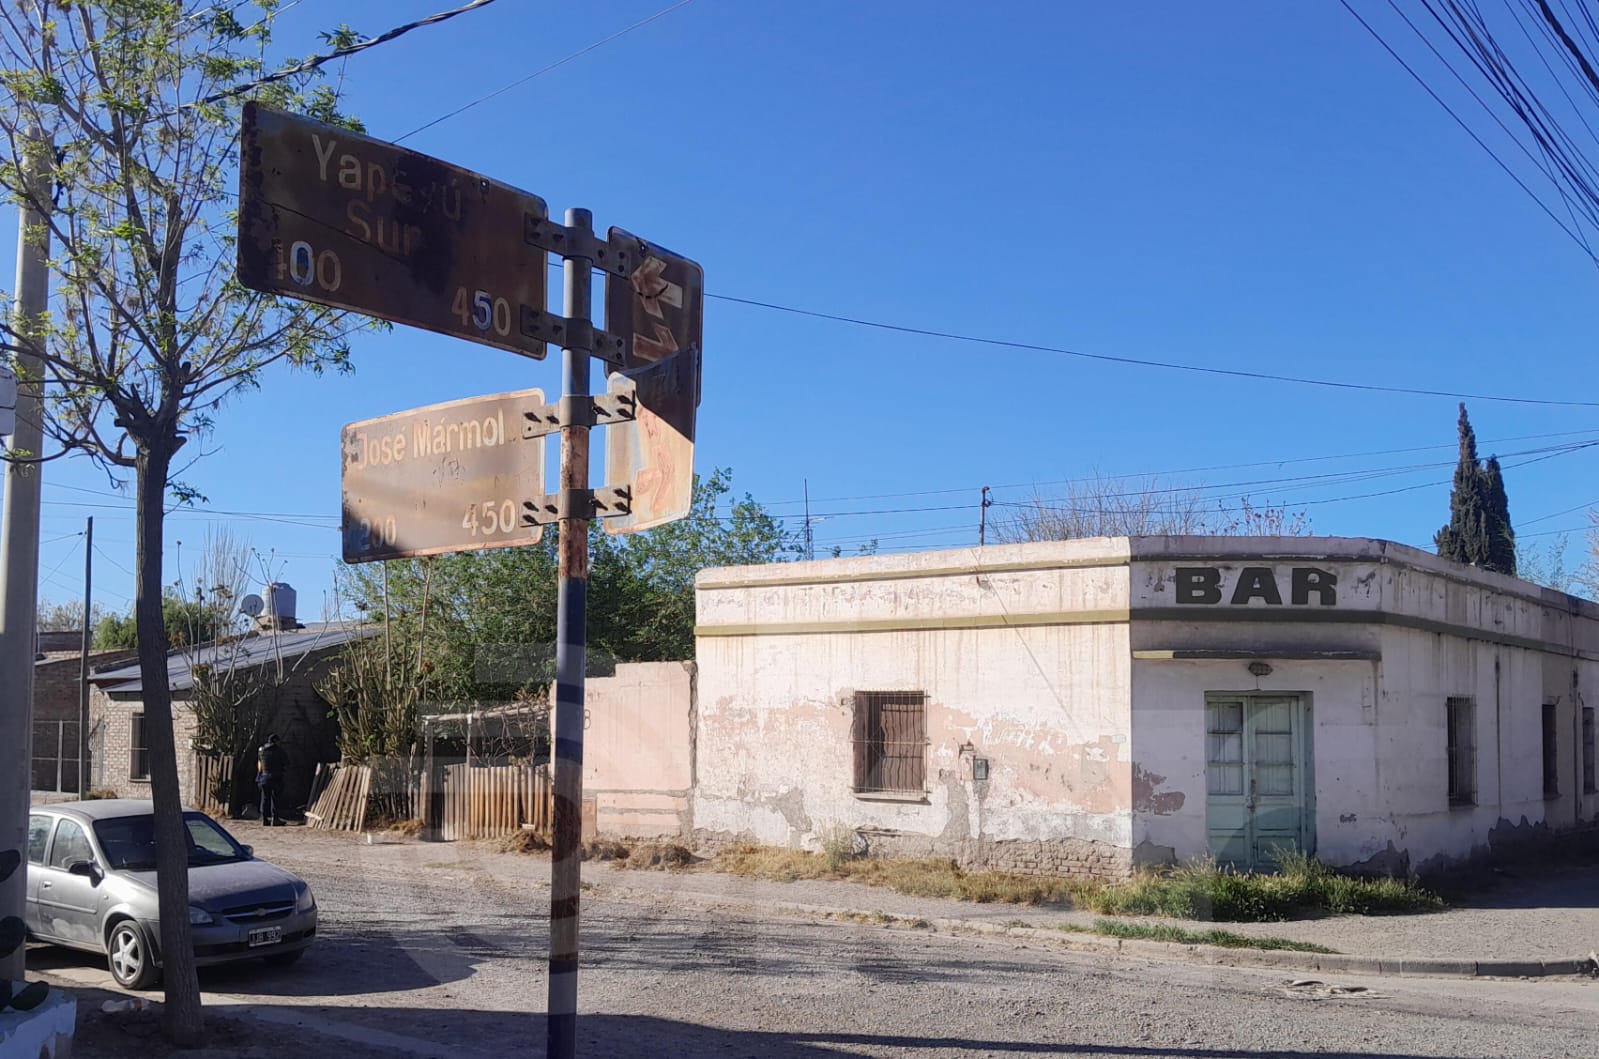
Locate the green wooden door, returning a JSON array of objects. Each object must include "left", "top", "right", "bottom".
[{"left": 1205, "top": 695, "right": 1312, "bottom": 872}]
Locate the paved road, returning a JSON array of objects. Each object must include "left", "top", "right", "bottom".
[{"left": 33, "top": 831, "right": 1599, "bottom": 1058}]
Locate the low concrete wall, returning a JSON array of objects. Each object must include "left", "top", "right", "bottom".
[{"left": 574, "top": 661, "right": 696, "bottom": 839}]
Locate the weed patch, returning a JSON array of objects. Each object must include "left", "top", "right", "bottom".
[
  {"left": 620, "top": 842, "right": 695, "bottom": 870},
  {"left": 1086, "top": 919, "right": 1336, "bottom": 953},
  {"left": 493, "top": 830, "right": 551, "bottom": 854},
  {"left": 705, "top": 844, "right": 1089, "bottom": 905}
]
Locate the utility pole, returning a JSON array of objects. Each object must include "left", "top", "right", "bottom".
[
  {"left": 803, "top": 478, "right": 813, "bottom": 561},
  {"left": 77, "top": 516, "right": 92, "bottom": 796},
  {"left": 0, "top": 127, "right": 51, "bottom": 980},
  {"left": 979, "top": 486, "right": 992, "bottom": 546},
  {"left": 546, "top": 207, "right": 592, "bottom": 1059}
]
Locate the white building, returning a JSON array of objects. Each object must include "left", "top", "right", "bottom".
[{"left": 690, "top": 537, "right": 1599, "bottom": 879}]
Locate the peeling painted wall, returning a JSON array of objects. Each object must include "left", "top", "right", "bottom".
[
  {"left": 693, "top": 541, "right": 1137, "bottom": 877},
  {"left": 577, "top": 661, "right": 696, "bottom": 839},
  {"left": 691, "top": 536, "right": 1599, "bottom": 880}
]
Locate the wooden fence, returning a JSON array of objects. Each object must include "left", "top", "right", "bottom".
[
  {"left": 438, "top": 763, "right": 550, "bottom": 841},
  {"left": 303, "top": 760, "right": 551, "bottom": 839},
  {"left": 190, "top": 752, "right": 233, "bottom": 816}
]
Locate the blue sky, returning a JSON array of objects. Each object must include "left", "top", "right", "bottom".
[{"left": 12, "top": 0, "right": 1599, "bottom": 619}]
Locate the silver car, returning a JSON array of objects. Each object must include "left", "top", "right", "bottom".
[{"left": 25, "top": 800, "right": 317, "bottom": 989}]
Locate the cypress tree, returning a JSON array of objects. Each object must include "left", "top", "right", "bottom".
[
  {"left": 1435, "top": 404, "right": 1516, "bottom": 575},
  {"left": 1482, "top": 456, "right": 1516, "bottom": 575}
]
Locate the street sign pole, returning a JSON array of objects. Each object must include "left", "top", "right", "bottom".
[{"left": 547, "top": 207, "right": 592, "bottom": 1059}]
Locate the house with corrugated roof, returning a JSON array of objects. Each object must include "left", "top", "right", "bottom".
[{"left": 86, "top": 586, "right": 377, "bottom": 818}]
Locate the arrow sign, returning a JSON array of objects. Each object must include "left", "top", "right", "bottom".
[{"left": 604, "top": 228, "right": 703, "bottom": 368}]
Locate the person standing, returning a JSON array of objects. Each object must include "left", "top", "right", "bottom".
[{"left": 257, "top": 734, "right": 288, "bottom": 826}]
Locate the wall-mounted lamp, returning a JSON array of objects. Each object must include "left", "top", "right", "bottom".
[
  {"left": 971, "top": 757, "right": 990, "bottom": 781},
  {"left": 1247, "top": 661, "right": 1274, "bottom": 678}
]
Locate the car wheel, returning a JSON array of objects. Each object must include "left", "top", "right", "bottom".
[
  {"left": 107, "top": 920, "right": 160, "bottom": 990},
  {"left": 263, "top": 948, "right": 304, "bottom": 967}
]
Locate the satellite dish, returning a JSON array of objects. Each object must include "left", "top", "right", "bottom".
[{"left": 240, "top": 594, "right": 264, "bottom": 618}]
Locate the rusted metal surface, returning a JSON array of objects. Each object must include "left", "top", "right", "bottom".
[
  {"left": 237, "top": 102, "right": 551, "bottom": 359},
  {"left": 341, "top": 390, "right": 546, "bottom": 563},
  {"left": 603, "top": 228, "right": 703, "bottom": 369},
  {"left": 601, "top": 231, "right": 702, "bottom": 535}
]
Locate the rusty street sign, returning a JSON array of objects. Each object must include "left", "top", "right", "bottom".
[
  {"left": 342, "top": 390, "right": 546, "bottom": 563},
  {"left": 604, "top": 229, "right": 704, "bottom": 369},
  {"left": 238, "top": 102, "right": 551, "bottom": 359},
  {"left": 602, "top": 231, "right": 702, "bottom": 534}
]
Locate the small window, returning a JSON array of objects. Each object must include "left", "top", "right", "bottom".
[
  {"left": 47, "top": 818, "right": 93, "bottom": 870},
  {"left": 1447, "top": 697, "right": 1475, "bottom": 807},
  {"left": 130, "top": 713, "right": 149, "bottom": 781},
  {"left": 852, "top": 691, "right": 926, "bottom": 795},
  {"left": 1543, "top": 703, "right": 1560, "bottom": 799},
  {"left": 27, "top": 814, "right": 51, "bottom": 865},
  {"left": 1584, "top": 707, "right": 1595, "bottom": 795}
]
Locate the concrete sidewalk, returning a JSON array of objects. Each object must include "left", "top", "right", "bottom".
[{"left": 577, "top": 856, "right": 1599, "bottom": 979}]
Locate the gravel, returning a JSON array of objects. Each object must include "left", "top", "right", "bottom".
[{"left": 34, "top": 826, "right": 1599, "bottom": 1058}]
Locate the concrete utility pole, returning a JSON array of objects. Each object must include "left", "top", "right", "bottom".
[
  {"left": 0, "top": 128, "right": 51, "bottom": 980},
  {"left": 78, "top": 516, "right": 92, "bottom": 796},
  {"left": 546, "top": 207, "right": 593, "bottom": 1059}
]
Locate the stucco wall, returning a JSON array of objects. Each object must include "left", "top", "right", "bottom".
[
  {"left": 1126, "top": 538, "right": 1599, "bottom": 875},
  {"left": 574, "top": 660, "right": 696, "bottom": 838},
  {"left": 694, "top": 541, "right": 1138, "bottom": 878}
]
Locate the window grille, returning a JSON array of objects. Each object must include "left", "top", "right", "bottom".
[
  {"left": 1446, "top": 698, "right": 1475, "bottom": 807},
  {"left": 851, "top": 691, "right": 926, "bottom": 795},
  {"left": 1543, "top": 703, "right": 1560, "bottom": 799},
  {"left": 130, "top": 713, "right": 150, "bottom": 781}
]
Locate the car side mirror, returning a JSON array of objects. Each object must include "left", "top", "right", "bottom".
[
  {"left": 66, "top": 860, "right": 100, "bottom": 881},
  {"left": 240, "top": 845, "right": 253, "bottom": 858}
]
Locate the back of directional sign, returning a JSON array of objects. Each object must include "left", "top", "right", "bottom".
[{"left": 603, "top": 230, "right": 703, "bottom": 534}]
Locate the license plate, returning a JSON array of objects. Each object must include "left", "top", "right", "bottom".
[{"left": 247, "top": 926, "right": 283, "bottom": 948}]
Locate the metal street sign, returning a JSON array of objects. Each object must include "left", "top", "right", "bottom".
[
  {"left": 602, "top": 231, "right": 702, "bottom": 534},
  {"left": 342, "top": 390, "right": 546, "bottom": 563},
  {"left": 604, "top": 229, "right": 703, "bottom": 369},
  {"left": 602, "top": 347, "right": 699, "bottom": 534},
  {"left": 238, "top": 102, "right": 551, "bottom": 359}
]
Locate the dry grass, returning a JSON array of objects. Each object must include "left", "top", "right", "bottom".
[
  {"left": 583, "top": 839, "right": 632, "bottom": 862},
  {"left": 382, "top": 818, "right": 424, "bottom": 838},
  {"left": 706, "top": 844, "right": 1090, "bottom": 905},
  {"left": 621, "top": 842, "right": 695, "bottom": 870},
  {"left": 706, "top": 843, "right": 1441, "bottom": 922},
  {"left": 493, "top": 830, "right": 551, "bottom": 854}
]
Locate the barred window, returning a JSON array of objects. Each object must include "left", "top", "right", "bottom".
[
  {"left": 130, "top": 713, "right": 150, "bottom": 781},
  {"left": 1447, "top": 698, "right": 1475, "bottom": 807},
  {"left": 1584, "top": 707, "right": 1596, "bottom": 796},
  {"left": 1543, "top": 702, "right": 1560, "bottom": 799},
  {"left": 851, "top": 691, "right": 926, "bottom": 795}
]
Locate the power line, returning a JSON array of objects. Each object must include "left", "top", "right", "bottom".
[
  {"left": 196, "top": 0, "right": 503, "bottom": 107},
  {"left": 397, "top": 0, "right": 696, "bottom": 142},
  {"left": 708, "top": 289, "right": 1599, "bottom": 407},
  {"left": 1338, "top": 0, "right": 1599, "bottom": 264}
]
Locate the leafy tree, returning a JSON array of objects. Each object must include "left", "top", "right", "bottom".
[
  {"left": 331, "top": 469, "right": 796, "bottom": 710},
  {"left": 92, "top": 594, "right": 226, "bottom": 650},
  {"left": 0, "top": 4, "right": 366, "bottom": 1042},
  {"left": 1436, "top": 404, "right": 1516, "bottom": 575}
]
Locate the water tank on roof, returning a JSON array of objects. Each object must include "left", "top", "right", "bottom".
[{"left": 265, "top": 582, "right": 297, "bottom": 627}]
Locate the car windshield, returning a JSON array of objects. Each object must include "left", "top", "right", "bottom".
[{"left": 92, "top": 812, "right": 248, "bottom": 871}]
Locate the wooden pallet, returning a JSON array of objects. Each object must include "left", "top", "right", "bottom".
[{"left": 304, "top": 764, "right": 372, "bottom": 831}]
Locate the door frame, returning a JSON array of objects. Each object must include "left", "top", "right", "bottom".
[{"left": 1203, "top": 691, "right": 1317, "bottom": 871}]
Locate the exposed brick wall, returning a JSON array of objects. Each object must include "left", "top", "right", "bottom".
[
  {"left": 855, "top": 831, "right": 1135, "bottom": 882},
  {"left": 34, "top": 650, "right": 136, "bottom": 722},
  {"left": 89, "top": 648, "right": 344, "bottom": 814}
]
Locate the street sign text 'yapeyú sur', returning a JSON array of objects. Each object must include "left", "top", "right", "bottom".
[
  {"left": 342, "top": 390, "right": 546, "bottom": 563},
  {"left": 237, "top": 102, "right": 551, "bottom": 359}
]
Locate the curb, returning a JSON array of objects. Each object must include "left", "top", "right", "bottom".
[{"left": 594, "top": 880, "right": 1599, "bottom": 981}]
